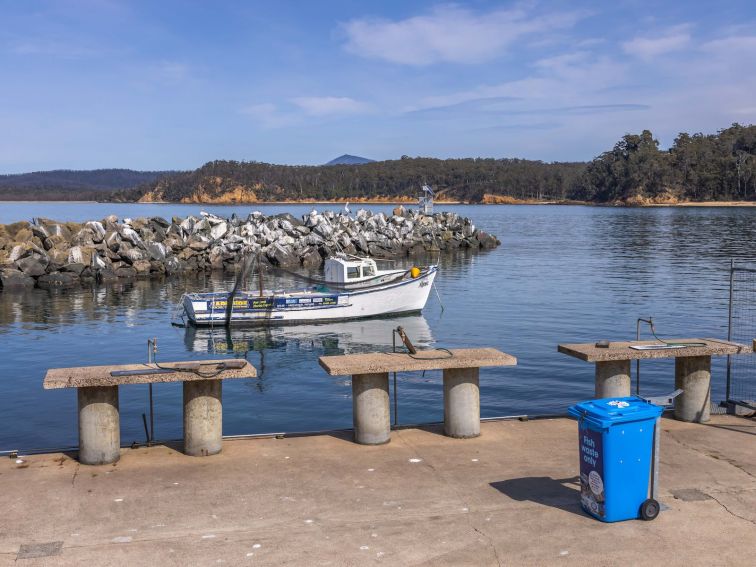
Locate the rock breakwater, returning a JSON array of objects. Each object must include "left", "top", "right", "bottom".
[{"left": 0, "top": 208, "right": 499, "bottom": 290}]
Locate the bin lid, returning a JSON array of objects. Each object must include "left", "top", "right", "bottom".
[{"left": 568, "top": 396, "right": 663, "bottom": 429}]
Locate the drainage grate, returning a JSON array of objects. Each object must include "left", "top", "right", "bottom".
[{"left": 17, "top": 541, "right": 63, "bottom": 560}]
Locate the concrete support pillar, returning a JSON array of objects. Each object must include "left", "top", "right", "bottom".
[
  {"left": 595, "top": 360, "right": 631, "bottom": 398},
  {"left": 351, "top": 373, "right": 390, "bottom": 445},
  {"left": 78, "top": 386, "right": 120, "bottom": 465},
  {"left": 443, "top": 368, "right": 480, "bottom": 438},
  {"left": 183, "top": 380, "right": 223, "bottom": 456},
  {"left": 674, "top": 356, "right": 711, "bottom": 423}
]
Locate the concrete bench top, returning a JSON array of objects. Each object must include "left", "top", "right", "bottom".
[
  {"left": 43, "top": 359, "right": 256, "bottom": 389},
  {"left": 558, "top": 338, "right": 749, "bottom": 363},
  {"left": 319, "top": 347, "right": 517, "bottom": 376}
]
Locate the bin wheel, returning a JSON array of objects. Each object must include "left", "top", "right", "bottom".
[{"left": 640, "top": 498, "right": 660, "bottom": 521}]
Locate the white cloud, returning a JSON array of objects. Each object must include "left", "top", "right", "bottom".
[
  {"left": 8, "top": 38, "right": 97, "bottom": 58},
  {"left": 240, "top": 97, "right": 371, "bottom": 128},
  {"left": 700, "top": 35, "right": 756, "bottom": 55},
  {"left": 342, "top": 5, "right": 584, "bottom": 65},
  {"left": 240, "top": 103, "right": 296, "bottom": 129},
  {"left": 290, "top": 96, "right": 371, "bottom": 116},
  {"left": 622, "top": 25, "right": 692, "bottom": 59},
  {"left": 407, "top": 52, "right": 627, "bottom": 113}
]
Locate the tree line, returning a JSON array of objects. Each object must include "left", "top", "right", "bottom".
[
  {"left": 115, "top": 123, "right": 754, "bottom": 204},
  {"left": 2, "top": 124, "right": 752, "bottom": 203},
  {"left": 574, "top": 123, "right": 756, "bottom": 203}
]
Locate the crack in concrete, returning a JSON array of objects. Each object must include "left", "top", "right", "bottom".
[
  {"left": 666, "top": 431, "right": 756, "bottom": 481},
  {"left": 71, "top": 463, "right": 80, "bottom": 487},
  {"left": 472, "top": 525, "right": 502, "bottom": 567},
  {"left": 707, "top": 493, "right": 756, "bottom": 526}
]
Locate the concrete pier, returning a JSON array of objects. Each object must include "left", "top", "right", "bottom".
[
  {"left": 351, "top": 373, "right": 391, "bottom": 445},
  {"left": 559, "top": 339, "right": 747, "bottom": 404},
  {"left": 3, "top": 416, "right": 754, "bottom": 565},
  {"left": 674, "top": 355, "right": 712, "bottom": 423},
  {"left": 77, "top": 386, "right": 120, "bottom": 465},
  {"left": 443, "top": 368, "right": 480, "bottom": 438},
  {"left": 183, "top": 380, "right": 223, "bottom": 456},
  {"left": 44, "top": 359, "right": 256, "bottom": 463},
  {"left": 319, "top": 347, "right": 516, "bottom": 445},
  {"left": 594, "top": 360, "right": 631, "bottom": 398}
]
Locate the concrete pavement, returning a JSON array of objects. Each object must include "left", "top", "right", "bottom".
[{"left": 2, "top": 415, "right": 754, "bottom": 566}]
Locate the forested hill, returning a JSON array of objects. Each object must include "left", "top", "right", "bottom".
[
  {"left": 574, "top": 123, "right": 756, "bottom": 204},
  {"left": 122, "top": 158, "right": 586, "bottom": 204},
  {"left": 0, "top": 169, "right": 177, "bottom": 201},
  {"left": 117, "top": 123, "right": 756, "bottom": 205}
]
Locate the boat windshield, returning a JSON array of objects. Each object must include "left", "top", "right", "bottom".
[
  {"left": 347, "top": 266, "right": 361, "bottom": 279},
  {"left": 362, "top": 263, "right": 375, "bottom": 277}
]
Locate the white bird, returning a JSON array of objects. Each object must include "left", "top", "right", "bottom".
[{"left": 343, "top": 202, "right": 351, "bottom": 215}]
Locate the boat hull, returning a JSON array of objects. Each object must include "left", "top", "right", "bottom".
[{"left": 182, "top": 266, "right": 437, "bottom": 326}]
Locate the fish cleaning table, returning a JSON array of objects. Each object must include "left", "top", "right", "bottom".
[
  {"left": 557, "top": 339, "right": 749, "bottom": 422},
  {"left": 44, "top": 360, "right": 256, "bottom": 464},
  {"left": 319, "top": 348, "right": 517, "bottom": 445}
]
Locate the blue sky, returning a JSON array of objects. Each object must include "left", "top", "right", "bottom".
[{"left": 1, "top": 0, "right": 754, "bottom": 173}]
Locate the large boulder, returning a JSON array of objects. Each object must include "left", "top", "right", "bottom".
[
  {"left": 115, "top": 265, "right": 137, "bottom": 278},
  {"left": 16, "top": 253, "right": 49, "bottom": 277},
  {"left": 300, "top": 247, "right": 322, "bottom": 268},
  {"left": 266, "top": 242, "right": 298, "bottom": 267},
  {"left": 145, "top": 242, "right": 167, "bottom": 261},
  {"left": 37, "top": 272, "right": 79, "bottom": 288},
  {"left": 0, "top": 268, "right": 35, "bottom": 289}
]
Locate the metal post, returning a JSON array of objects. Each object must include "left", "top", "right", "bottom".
[
  {"left": 147, "top": 338, "right": 157, "bottom": 444},
  {"left": 636, "top": 320, "right": 641, "bottom": 395},
  {"left": 726, "top": 259, "right": 735, "bottom": 403},
  {"left": 391, "top": 330, "right": 398, "bottom": 427},
  {"left": 635, "top": 317, "right": 654, "bottom": 396},
  {"left": 651, "top": 417, "right": 660, "bottom": 500}
]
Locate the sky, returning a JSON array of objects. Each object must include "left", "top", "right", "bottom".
[{"left": 1, "top": 0, "right": 755, "bottom": 173}]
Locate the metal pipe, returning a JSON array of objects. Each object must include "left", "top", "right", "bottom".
[
  {"left": 726, "top": 259, "right": 735, "bottom": 403},
  {"left": 147, "top": 338, "right": 157, "bottom": 444},
  {"left": 636, "top": 317, "right": 653, "bottom": 395}
]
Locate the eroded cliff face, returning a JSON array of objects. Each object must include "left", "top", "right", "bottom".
[
  {"left": 178, "top": 185, "right": 260, "bottom": 204},
  {"left": 137, "top": 179, "right": 427, "bottom": 204}
]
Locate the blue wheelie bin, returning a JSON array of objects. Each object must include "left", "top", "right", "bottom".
[{"left": 568, "top": 396, "right": 664, "bottom": 523}]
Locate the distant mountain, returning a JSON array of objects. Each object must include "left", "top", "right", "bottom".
[
  {"left": 0, "top": 168, "right": 179, "bottom": 201},
  {"left": 324, "top": 154, "right": 375, "bottom": 166}
]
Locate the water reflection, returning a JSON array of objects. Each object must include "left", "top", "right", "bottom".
[{"left": 184, "top": 314, "right": 434, "bottom": 357}]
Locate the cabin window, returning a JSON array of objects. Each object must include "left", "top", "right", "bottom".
[
  {"left": 347, "top": 266, "right": 361, "bottom": 279},
  {"left": 363, "top": 264, "right": 375, "bottom": 277}
]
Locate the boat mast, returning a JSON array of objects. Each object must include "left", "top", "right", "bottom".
[{"left": 259, "top": 255, "right": 264, "bottom": 298}]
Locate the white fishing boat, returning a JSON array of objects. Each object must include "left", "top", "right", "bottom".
[{"left": 179, "top": 255, "right": 438, "bottom": 326}]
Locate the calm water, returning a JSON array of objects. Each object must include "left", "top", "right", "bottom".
[{"left": 1, "top": 202, "right": 754, "bottom": 452}]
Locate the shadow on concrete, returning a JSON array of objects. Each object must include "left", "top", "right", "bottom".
[
  {"left": 703, "top": 421, "right": 756, "bottom": 437},
  {"left": 490, "top": 476, "right": 586, "bottom": 516}
]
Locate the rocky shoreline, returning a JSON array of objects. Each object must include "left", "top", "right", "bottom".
[{"left": 0, "top": 207, "right": 499, "bottom": 290}]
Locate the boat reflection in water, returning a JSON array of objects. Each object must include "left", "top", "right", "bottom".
[
  {"left": 183, "top": 314, "right": 434, "bottom": 360},
  {"left": 183, "top": 315, "right": 434, "bottom": 389}
]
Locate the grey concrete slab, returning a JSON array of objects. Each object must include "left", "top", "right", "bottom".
[
  {"left": 43, "top": 360, "right": 256, "bottom": 389},
  {"left": 1, "top": 416, "right": 754, "bottom": 566},
  {"left": 319, "top": 347, "right": 516, "bottom": 376},
  {"left": 558, "top": 338, "right": 748, "bottom": 362}
]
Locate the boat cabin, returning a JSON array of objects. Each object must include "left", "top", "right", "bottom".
[{"left": 324, "top": 256, "right": 379, "bottom": 283}]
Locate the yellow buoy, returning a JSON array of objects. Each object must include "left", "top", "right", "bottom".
[{"left": 410, "top": 266, "right": 421, "bottom": 278}]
